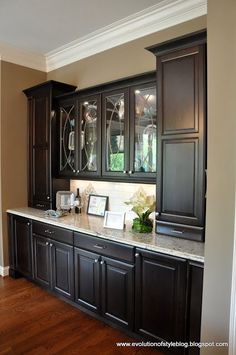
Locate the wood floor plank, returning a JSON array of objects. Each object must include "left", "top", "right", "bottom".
[{"left": 0, "top": 277, "right": 162, "bottom": 355}]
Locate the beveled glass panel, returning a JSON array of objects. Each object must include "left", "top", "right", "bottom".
[
  {"left": 60, "top": 105, "right": 76, "bottom": 172},
  {"left": 81, "top": 100, "right": 98, "bottom": 172},
  {"left": 105, "top": 93, "right": 125, "bottom": 172},
  {"left": 134, "top": 87, "right": 156, "bottom": 172}
]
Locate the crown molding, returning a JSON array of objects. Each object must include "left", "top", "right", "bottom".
[
  {"left": 46, "top": 0, "right": 207, "bottom": 72},
  {"left": 0, "top": 42, "right": 46, "bottom": 72}
]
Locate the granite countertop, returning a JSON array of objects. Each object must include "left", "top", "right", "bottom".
[{"left": 7, "top": 207, "right": 204, "bottom": 263}]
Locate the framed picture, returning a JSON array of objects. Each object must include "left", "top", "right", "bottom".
[
  {"left": 103, "top": 211, "right": 125, "bottom": 230},
  {"left": 87, "top": 194, "right": 109, "bottom": 217}
]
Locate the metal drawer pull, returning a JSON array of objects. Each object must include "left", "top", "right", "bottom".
[
  {"left": 172, "top": 229, "right": 184, "bottom": 234},
  {"left": 49, "top": 243, "right": 53, "bottom": 247},
  {"left": 36, "top": 204, "right": 44, "bottom": 208},
  {"left": 94, "top": 244, "right": 106, "bottom": 249},
  {"left": 94, "top": 259, "right": 99, "bottom": 263},
  {"left": 100, "top": 260, "right": 105, "bottom": 265},
  {"left": 44, "top": 229, "right": 55, "bottom": 235}
]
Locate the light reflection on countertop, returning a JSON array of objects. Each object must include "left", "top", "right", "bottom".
[{"left": 7, "top": 207, "right": 204, "bottom": 263}]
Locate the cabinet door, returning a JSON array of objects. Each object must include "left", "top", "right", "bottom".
[
  {"left": 187, "top": 262, "right": 204, "bottom": 355},
  {"left": 74, "top": 248, "right": 100, "bottom": 312},
  {"left": 102, "top": 88, "right": 129, "bottom": 178},
  {"left": 58, "top": 97, "right": 77, "bottom": 176},
  {"left": 101, "top": 257, "right": 134, "bottom": 330},
  {"left": 51, "top": 240, "right": 74, "bottom": 299},
  {"left": 77, "top": 94, "right": 101, "bottom": 177},
  {"left": 29, "top": 94, "right": 51, "bottom": 207},
  {"left": 13, "top": 217, "right": 32, "bottom": 278},
  {"left": 155, "top": 40, "right": 206, "bottom": 241},
  {"left": 33, "top": 235, "right": 50, "bottom": 288},
  {"left": 135, "top": 249, "right": 187, "bottom": 351},
  {"left": 129, "top": 82, "right": 157, "bottom": 179}
]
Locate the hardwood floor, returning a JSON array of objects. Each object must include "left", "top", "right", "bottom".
[{"left": 0, "top": 277, "right": 162, "bottom": 355}]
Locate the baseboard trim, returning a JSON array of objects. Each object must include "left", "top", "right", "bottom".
[{"left": 0, "top": 266, "right": 10, "bottom": 277}]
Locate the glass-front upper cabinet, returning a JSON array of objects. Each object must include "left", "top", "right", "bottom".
[
  {"left": 77, "top": 94, "right": 101, "bottom": 177},
  {"left": 129, "top": 83, "right": 157, "bottom": 179},
  {"left": 58, "top": 94, "right": 78, "bottom": 176},
  {"left": 102, "top": 88, "right": 129, "bottom": 178}
]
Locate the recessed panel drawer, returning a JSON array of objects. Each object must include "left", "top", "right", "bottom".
[
  {"left": 74, "top": 232, "right": 134, "bottom": 263},
  {"left": 33, "top": 221, "right": 73, "bottom": 245},
  {"left": 156, "top": 221, "right": 204, "bottom": 242}
]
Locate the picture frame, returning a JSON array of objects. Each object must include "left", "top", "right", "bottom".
[
  {"left": 87, "top": 194, "right": 109, "bottom": 217},
  {"left": 103, "top": 211, "right": 125, "bottom": 230}
]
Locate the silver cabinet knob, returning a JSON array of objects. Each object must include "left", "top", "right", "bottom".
[
  {"left": 46, "top": 242, "right": 49, "bottom": 246},
  {"left": 123, "top": 170, "right": 127, "bottom": 174},
  {"left": 100, "top": 260, "right": 105, "bottom": 265},
  {"left": 47, "top": 196, "right": 50, "bottom": 200},
  {"left": 129, "top": 170, "right": 133, "bottom": 174},
  {"left": 49, "top": 243, "right": 53, "bottom": 247},
  {"left": 135, "top": 253, "right": 140, "bottom": 258},
  {"left": 27, "top": 222, "right": 31, "bottom": 226},
  {"left": 94, "top": 259, "right": 99, "bottom": 263},
  {"left": 155, "top": 212, "right": 160, "bottom": 217},
  {"left": 76, "top": 170, "right": 80, "bottom": 174}
]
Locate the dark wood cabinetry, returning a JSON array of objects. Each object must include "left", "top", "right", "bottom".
[
  {"left": 74, "top": 232, "right": 134, "bottom": 329},
  {"left": 32, "top": 222, "right": 74, "bottom": 300},
  {"left": 8, "top": 213, "right": 204, "bottom": 353},
  {"left": 24, "top": 81, "right": 76, "bottom": 210},
  {"left": 8, "top": 215, "right": 33, "bottom": 279},
  {"left": 147, "top": 31, "right": 206, "bottom": 242},
  {"left": 135, "top": 249, "right": 187, "bottom": 353}
]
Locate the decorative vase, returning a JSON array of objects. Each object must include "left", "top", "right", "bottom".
[{"left": 132, "top": 217, "right": 153, "bottom": 233}]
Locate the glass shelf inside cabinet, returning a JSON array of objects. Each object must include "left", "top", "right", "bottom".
[
  {"left": 105, "top": 93, "right": 125, "bottom": 172},
  {"left": 60, "top": 105, "right": 76, "bottom": 173},
  {"left": 81, "top": 99, "right": 98, "bottom": 172},
  {"left": 134, "top": 86, "right": 157, "bottom": 173}
]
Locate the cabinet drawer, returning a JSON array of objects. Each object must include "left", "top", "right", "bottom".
[
  {"left": 33, "top": 221, "right": 73, "bottom": 245},
  {"left": 156, "top": 221, "right": 204, "bottom": 242},
  {"left": 74, "top": 232, "right": 134, "bottom": 263}
]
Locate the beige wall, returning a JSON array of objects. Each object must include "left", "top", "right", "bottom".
[
  {"left": 0, "top": 62, "right": 46, "bottom": 266},
  {"left": 201, "top": 0, "right": 236, "bottom": 353},
  {"left": 48, "top": 16, "right": 206, "bottom": 89}
]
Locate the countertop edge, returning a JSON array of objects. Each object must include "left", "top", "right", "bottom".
[{"left": 7, "top": 209, "right": 205, "bottom": 264}]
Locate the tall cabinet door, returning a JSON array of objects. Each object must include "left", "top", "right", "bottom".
[
  {"left": 101, "top": 257, "right": 134, "bottom": 330},
  {"left": 102, "top": 88, "right": 129, "bottom": 178},
  {"left": 51, "top": 240, "right": 74, "bottom": 300},
  {"left": 74, "top": 248, "right": 100, "bottom": 312},
  {"left": 129, "top": 82, "right": 157, "bottom": 180},
  {"left": 148, "top": 31, "right": 206, "bottom": 241},
  {"left": 135, "top": 249, "right": 187, "bottom": 353},
  {"left": 29, "top": 92, "right": 51, "bottom": 209}
]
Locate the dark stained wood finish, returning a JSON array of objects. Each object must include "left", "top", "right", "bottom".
[
  {"left": 0, "top": 277, "right": 161, "bottom": 355},
  {"left": 74, "top": 231, "right": 134, "bottom": 263},
  {"left": 24, "top": 81, "right": 76, "bottom": 210},
  {"left": 33, "top": 221, "right": 73, "bottom": 245},
  {"left": 33, "top": 235, "right": 50, "bottom": 288},
  {"left": 101, "top": 256, "right": 134, "bottom": 330},
  {"left": 187, "top": 262, "right": 204, "bottom": 355},
  {"left": 9, "top": 216, "right": 33, "bottom": 279},
  {"left": 51, "top": 240, "right": 74, "bottom": 299},
  {"left": 74, "top": 248, "right": 100, "bottom": 312},
  {"left": 147, "top": 31, "right": 206, "bottom": 242},
  {"left": 135, "top": 249, "right": 187, "bottom": 354}
]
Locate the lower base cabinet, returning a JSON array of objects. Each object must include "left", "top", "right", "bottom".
[
  {"left": 74, "top": 247, "right": 134, "bottom": 329},
  {"left": 8, "top": 213, "right": 203, "bottom": 355},
  {"left": 135, "top": 249, "right": 187, "bottom": 354}
]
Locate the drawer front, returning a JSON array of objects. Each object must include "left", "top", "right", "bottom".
[
  {"left": 33, "top": 221, "right": 73, "bottom": 245},
  {"left": 156, "top": 221, "right": 204, "bottom": 242},
  {"left": 74, "top": 232, "right": 134, "bottom": 263}
]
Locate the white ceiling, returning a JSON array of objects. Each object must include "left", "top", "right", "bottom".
[
  {"left": 0, "top": 0, "right": 207, "bottom": 71},
  {"left": 0, "top": 0, "right": 160, "bottom": 54}
]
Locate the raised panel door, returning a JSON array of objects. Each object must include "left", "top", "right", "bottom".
[{"left": 14, "top": 217, "right": 32, "bottom": 278}]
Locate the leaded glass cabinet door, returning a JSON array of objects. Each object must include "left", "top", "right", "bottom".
[
  {"left": 130, "top": 83, "right": 157, "bottom": 179},
  {"left": 59, "top": 96, "right": 78, "bottom": 176},
  {"left": 102, "top": 88, "right": 129, "bottom": 178},
  {"left": 77, "top": 94, "right": 101, "bottom": 177}
]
